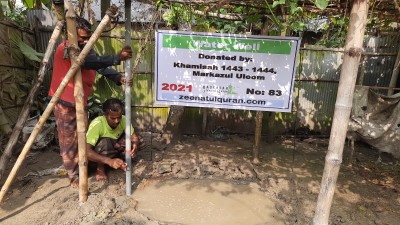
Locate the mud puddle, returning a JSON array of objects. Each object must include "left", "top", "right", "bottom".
[{"left": 132, "top": 178, "right": 284, "bottom": 225}]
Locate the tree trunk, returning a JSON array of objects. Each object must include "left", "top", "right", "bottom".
[
  {"left": 265, "top": 11, "right": 288, "bottom": 143},
  {"left": 252, "top": 23, "right": 267, "bottom": 163},
  {"left": 162, "top": 22, "right": 191, "bottom": 144},
  {"left": 65, "top": 1, "right": 88, "bottom": 203},
  {"left": 0, "top": 21, "right": 63, "bottom": 181},
  {"left": 162, "top": 106, "right": 184, "bottom": 144},
  {"left": 0, "top": 7, "right": 117, "bottom": 203},
  {"left": 313, "top": 1, "right": 369, "bottom": 224},
  {"left": 265, "top": 112, "right": 275, "bottom": 143},
  {"left": 252, "top": 111, "right": 262, "bottom": 164},
  {"left": 202, "top": 108, "right": 208, "bottom": 137}
]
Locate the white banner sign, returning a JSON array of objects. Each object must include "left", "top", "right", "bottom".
[{"left": 155, "top": 30, "right": 301, "bottom": 112}]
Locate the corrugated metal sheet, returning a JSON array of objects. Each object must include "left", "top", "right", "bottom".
[
  {"left": 293, "top": 34, "right": 400, "bottom": 132},
  {"left": 360, "top": 34, "right": 400, "bottom": 94},
  {"left": 26, "top": 10, "right": 60, "bottom": 89},
  {"left": 26, "top": 10, "right": 57, "bottom": 30},
  {"left": 364, "top": 34, "right": 399, "bottom": 54},
  {"left": 298, "top": 47, "right": 342, "bottom": 81},
  {"left": 293, "top": 48, "right": 342, "bottom": 132}
]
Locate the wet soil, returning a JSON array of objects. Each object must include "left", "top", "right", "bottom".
[{"left": 0, "top": 134, "right": 399, "bottom": 225}]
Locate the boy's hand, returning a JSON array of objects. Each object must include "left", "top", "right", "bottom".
[
  {"left": 120, "top": 163, "right": 127, "bottom": 171},
  {"left": 131, "top": 144, "right": 138, "bottom": 157},
  {"left": 108, "top": 158, "right": 125, "bottom": 169}
]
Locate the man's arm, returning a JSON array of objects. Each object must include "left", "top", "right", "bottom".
[
  {"left": 86, "top": 143, "right": 125, "bottom": 169},
  {"left": 82, "top": 49, "right": 121, "bottom": 70},
  {"left": 82, "top": 46, "right": 132, "bottom": 70},
  {"left": 97, "top": 67, "right": 123, "bottom": 85}
]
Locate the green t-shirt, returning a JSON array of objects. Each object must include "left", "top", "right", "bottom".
[{"left": 86, "top": 115, "right": 134, "bottom": 146}]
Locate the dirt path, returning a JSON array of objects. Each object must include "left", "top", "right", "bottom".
[{"left": 0, "top": 135, "right": 399, "bottom": 225}]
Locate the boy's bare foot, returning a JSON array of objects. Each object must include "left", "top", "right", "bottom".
[
  {"left": 70, "top": 178, "right": 79, "bottom": 188},
  {"left": 96, "top": 166, "right": 107, "bottom": 181}
]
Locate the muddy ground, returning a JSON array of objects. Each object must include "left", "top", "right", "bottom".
[{"left": 0, "top": 134, "right": 399, "bottom": 225}]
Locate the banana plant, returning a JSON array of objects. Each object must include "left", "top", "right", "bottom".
[{"left": 19, "top": 0, "right": 52, "bottom": 9}]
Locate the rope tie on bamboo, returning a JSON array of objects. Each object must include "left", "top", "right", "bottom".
[
  {"left": 334, "top": 103, "right": 352, "bottom": 110},
  {"left": 106, "top": 4, "right": 120, "bottom": 19},
  {"left": 103, "top": 5, "right": 120, "bottom": 33},
  {"left": 344, "top": 47, "right": 363, "bottom": 57}
]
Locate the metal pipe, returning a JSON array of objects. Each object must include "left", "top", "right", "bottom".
[{"left": 124, "top": 0, "right": 132, "bottom": 196}]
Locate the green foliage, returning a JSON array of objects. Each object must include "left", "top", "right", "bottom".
[
  {"left": 162, "top": 9, "right": 175, "bottom": 26},
  {"left": 317, "top": 16, "right": 349, "bottom": 48},
  {"left": 3, "top": 0, "right": 52, "bottom": 27},
  {"left": 210, "top": 19, "right": 248, "bottom": 34},
  {"left": 4, "top": 6, "right": 29, "bottom": 27},
  {"left": 157, "top": 0, "right": 337, "bottom": 37},
  {"left": 17, "top": 41, "right": 44, "bottom": 62},
  {"left": 89, "top": 75, "right": 125, "bottom": 119},
  {"left": 192, "top": 17, "right": 214, "bottom": 32},
  {"left": 315, "top": 0, "right": 329, "bottom": 10},
  {"left": 161, "top": 2, "right": 193, "bottom": 28},
  {"left": 272, "top": 0, "right": 285, "bottom": 8},
  {"left": 9, "top": 31, "right": 43, "bottom": 63},
  {"left": 21, "top": 0, "right": 52, "bottom": 9},
  {"left": 21, "top": 0, "right": 34, "bottom": 8},
  {"left": 287, "top": 2, "right": 305, "bottom": 32}
]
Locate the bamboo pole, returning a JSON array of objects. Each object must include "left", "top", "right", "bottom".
[
  {"left": 0, "top": 21, "right": 63, "bottom": 180},
  {"left": 391, "top": 0, "right": 400, "bottom": 96},
  {"left": 64, "top": 1, "right": 88, "bottom": 202},
  {"left": 387, "top": 47, "right": 400, "bottom": 96},
  {"left": 124, "top": 0, "right": 132, "bottom": 196},
  {"left": 313, "top": 1, "right": 369, "bottom": 224},
  {"left": 0, "top": 6, "right": 118, "bottom": 203}
]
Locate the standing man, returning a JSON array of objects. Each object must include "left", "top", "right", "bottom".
[
  {"left": 49, "top": 17, "right": 132, "bottom": 188},
  {"left": 86, "top": 98, "right": 140, "bottom": 181}
]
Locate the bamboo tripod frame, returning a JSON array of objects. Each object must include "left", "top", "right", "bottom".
[{"left": 0, "top": 7, "right": 117, "bottom": 203}]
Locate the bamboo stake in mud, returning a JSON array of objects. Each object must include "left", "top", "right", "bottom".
[
  {"left": 313, "top": 1, "right": 369, "bottom": 224},
  {"left": 0, "top": 21, "right": 63, "bottom": 181},
  {"left": 0, "top": 6, "right": 119, "bottom": 203},
  {"left": 65, "top": 1, "right": 88, "bottom": 202},
  {"left": 124, "top": 0, "right": 133, "bottom": 196}
]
